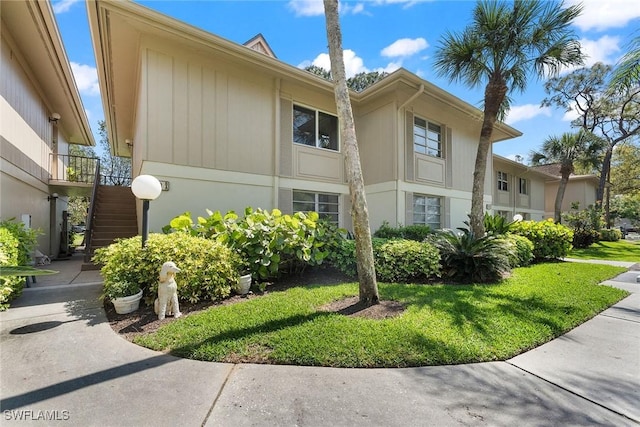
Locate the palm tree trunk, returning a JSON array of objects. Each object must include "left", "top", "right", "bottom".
[
  {"left": 555, "top": 174, "right": 570, "bottom": 223},
  {"left": 597, "top": 146, "right": 613, "bottom": 203},
  {"left": 324, "top": 0, "right": 379, "bottom": 305},
  {"left": 470, "top": 78, "right": 507, "bottom": 237}
]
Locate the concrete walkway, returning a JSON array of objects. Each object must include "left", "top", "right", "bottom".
[{"left": 1, "top": 257, "right": 638, "bottom": 426}]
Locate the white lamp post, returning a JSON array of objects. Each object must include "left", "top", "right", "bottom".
[{"left": 131, "top": 175, "right": 162, "bottom": 248}]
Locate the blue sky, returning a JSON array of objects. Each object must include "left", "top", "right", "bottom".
[{"left": 53, "top": 0, "right": 640, "bottom": 161}]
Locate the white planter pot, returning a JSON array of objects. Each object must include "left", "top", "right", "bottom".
[
  {"left": 235, "top": 274, "right": 252, "bottom": 295},
  {"left": 112, "top": 290, "right": 143, "bottom": 314}
]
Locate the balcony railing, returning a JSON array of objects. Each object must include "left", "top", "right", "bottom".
[
  {"left": 49, "top": 154, "right": 131, "bottom": 187},
  {"left": 49, "top": 154, "right": 99, "bottom": 184}
]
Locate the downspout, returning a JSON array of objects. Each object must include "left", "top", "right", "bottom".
[
  {"left": 273, "top": 78, "right": 281, "bottom": 209},
  {"left": 396, "top": 84, "right": 425, "bottom": 225}
]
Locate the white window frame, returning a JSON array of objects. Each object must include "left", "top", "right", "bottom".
[
  {"left": 413, "top": 116, "right": 443, "bottom": 158},
  {"left": 292, "top": 190, "right": 340, "bottom": 225},
  {"left": 497, "top": 171, "right": 509, "bottom": 192},
  {"left": 293, "top": 104, "right": 339, "bottom": 152},
  {"left": 412, "top": 194, "right": 442, "bottom": 229}
]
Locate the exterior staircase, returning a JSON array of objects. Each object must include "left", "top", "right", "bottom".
[{"left": 82, "top": 185, "right": 138, "bottom": 270}]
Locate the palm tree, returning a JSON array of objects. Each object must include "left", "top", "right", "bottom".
[
  {"left": 434, "top": 0, "right": 584, "bottom": 236},
  {"left": 323, "top": 0, "right": 379, "bottom": 305},
  {"left": 610, "top": 33, "right": 640, "bottom": 89},
  {"left": 531, "top": 130, "right": 605, "bottom": 222}
]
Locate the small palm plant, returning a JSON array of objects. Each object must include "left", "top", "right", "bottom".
[{"left": 430, "top": 225, "right": 513, "bottom": 284}]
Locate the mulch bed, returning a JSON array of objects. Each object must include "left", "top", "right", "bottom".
[{"left": 105, "top": 267, "right": 406, "bottom": 341}]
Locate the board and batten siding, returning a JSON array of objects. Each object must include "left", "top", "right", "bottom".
[
  {"left": 1, "top": 35, "right": 53, "bottom": 183},
  {"left": 355, "top": 101, "right": 396, "bottom": 185},
  {"left": 140, "top": 47, "right": 274, "bottom": 176}
]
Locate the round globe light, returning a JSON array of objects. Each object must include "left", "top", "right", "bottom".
[
  {"left": 513, "top": 214, "right": 524, "bottom": 222},
  {"left": 131, "top": 175, "right": 162, "bottom": 200}
]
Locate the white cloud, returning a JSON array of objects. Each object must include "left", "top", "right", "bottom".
[
  {"left": 559, "top": 35, "right": 622, "bottom": 74},
  {"left": 505, "top": 104, "right": 551, "bottom": 125},
  {"left": 71, "top": 62, "right": 100, "bottom": 96},
  {"left": 580, "top": 35, "right": 622, "bottom": 66},
  {"left": 381, "top": 38, "right": 428, "bottom": 58},
  {"left": 567, "top": 0, "right": 640, "bottom": 31},
  {"left": 562, "top": 101, "right": 583, "bottom": 122},
  {"left": 300, "top": 49, "right": 369, "bottom": 78},
  {"left": 52, "top": 0, "right": 81, "bottom": 14},
  {"left": 287, "top": 0, "right": 324, "bottom": 17},
  {"left": 377, "top": 62, "right": 402, "bottom": 74}
]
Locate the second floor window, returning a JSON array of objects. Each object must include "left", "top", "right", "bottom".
[
  {"left": 414, "top": 117, "right": 442, "bottom": 158},
  {"left": 497, "top": 171, "right": 508, "bottom": 191},
  {"left": 293, "top": 105, "right": 339, "bottom": 151},
  {"left": 519, "top": 178, "right": 528, "bottom": 195}
]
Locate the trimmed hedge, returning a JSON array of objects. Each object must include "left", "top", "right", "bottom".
[
  {"left": 501, "top": 234, "right": 534, "bottom": 267},
  {"left": 328, "top": 238, "right": 440, "bottom": 283},
  {"left": 373, "top": 221, "right": 432, "bottom": 241},
  {"left": 600, "top": 229, "right": 622, "bottom": 242},
  {"left": 511, "top": 220, "right": 573, "bottom": 260},
  {"left": 93, "top": 233, "right": 241, "bottom": 304}
]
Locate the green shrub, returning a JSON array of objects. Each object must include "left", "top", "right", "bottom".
[
  {"left": 328, "top": 238, "right": 440, "bottom": 283},
  {"left": 93, "top": 233, "right": 241, "bottom": 304},
  {"left": 501, "top": 234, "right": 534, "bottom": 267},
  {"left": 373, "top": 221, "right": 432, "bottom": 241},
  {"left": 562, "top": 204, "right": 603, "bottom": 249},
  {"left": 327, "top": 238, "right": 385, "bottom": 278},
  {"left": 484, "top": 213, "right": 518, "bottom": 235},
  {"left": 0, "top": 218, "right": 40, "bottom": 265},
  {"left": 429, "top": 228, "right": 513, "bottom": 283},
  {"left": 600, "top": 228, "right": 622, "bottom": 242},
  {"left": 374, "top": 239, "right": 440, "bottom": 282},
  {"left": 164, "top": 208, "right": 342, "bottom": 280},
  {"left": 511, "top": 219, "right": 573, "bottom": 260},
  {"left": 373, "top": 221, "right": 404, "bottom": 239},
  {"left": 0, "top": 228, "right": 23, "bottom": 310}
]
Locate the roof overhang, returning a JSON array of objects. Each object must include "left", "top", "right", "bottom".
[
  {"left": 355, "top": 69, "right": 523, "bottom": 143},
  {"left": 87, "top": 0, "right": 522, "bottom": 155},
  {"left": 1, "top": 0, "right": 94, "bottom": 146}
]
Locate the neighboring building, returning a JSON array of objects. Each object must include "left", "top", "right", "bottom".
[
  {"left": 1, "top": 1, "right": 95, "bottom": 258},
  {"left": 491, "top": 155, "right": 552, "bottom": 221},
  {"left": 530, "top": 164, "right": 599, "bottom": 218},
  {"left": 87, "top": 0, "right": 522, "bottom": 234}
]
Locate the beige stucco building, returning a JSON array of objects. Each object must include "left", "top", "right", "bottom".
[
  {"left": 88, "top": 0, "right": 524, "bottom": 234},
  {"left": 1, "top": 0, "right": 95, "bottom": 258},
  {"left": 490, "top": 155, "right": 554, "bottom": 221},
  {"left": 530, "top": 164, "right": 599, "bottom": 218}
]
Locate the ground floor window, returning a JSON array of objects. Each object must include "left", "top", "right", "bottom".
[
  {"left": 293, "top": 190, "right": 339, "bottom": 224},
  {"left": 413, "top": 194, "right": 441, "bottom": 229},
  {"left": 496, "top": 210, "right": 510, "bottom": 219}
]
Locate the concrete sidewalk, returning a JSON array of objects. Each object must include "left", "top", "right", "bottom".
[{"left": 1, "top": 261, "right": 638, "bottom": 426}]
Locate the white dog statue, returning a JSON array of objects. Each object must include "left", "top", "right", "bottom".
[{"left": 154, "top": 261, "right": 182, "bottom": 320}]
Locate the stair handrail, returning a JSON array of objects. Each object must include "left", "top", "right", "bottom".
[{"left": 84, "top": 158, "right": 101, "bottom": 264}]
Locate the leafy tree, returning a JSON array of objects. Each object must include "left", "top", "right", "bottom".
[
  {"left": 304, "top": 65, "right": 388, "bottom": 92},
  {"left": 610, "top": 141, "right": 640, "bottom": 197},
  {"left": 542, "top": 62, "right": 640, "bottom": 204},
  {"left": 323, "top": 0, "right": 379, "bottom": 305},
  {"left": 530, "top": 130, "right": 605, "bottom": 222},
  {"left": 434, "top": 0, "right": 583, "bottom": 237},
  {"left": 98, "top": 120, "right": 131, "bottom": 185},
  {"left": 611, "top": 194, "right": 640, "bottom": 225}
]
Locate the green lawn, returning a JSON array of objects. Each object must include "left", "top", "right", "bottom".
[
  {"left": 568, "top": 240, "right": 640, "bottom": 262},
  {"left": 135, "top": 262, "right": 627, "bottom": 368}
]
